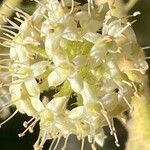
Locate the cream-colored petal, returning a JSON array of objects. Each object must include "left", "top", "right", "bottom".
[
  {"left": 25, "top": 79, "right": 40, "bottom": 97},
  {"left": 83, "top": 32, "right": 100, "bottom": 43},
  {"left": 62, "top": 27, "right": 79, "bottom": 41},
  {"left": 68, "top": 73, "right": 83, "bottom": 93},
  {"left": 52, "top": 48, "right": 69, "bottom": 66},
  {"left": 30, "top": 97, "right": 45, "bottom": 112},
  {"left": 9, "top": 83, "right": 22, "bottom": 101},
  {"left": 72, "top": 55, "right": 86, "bottom": 68},
  {"left": 16, "top": 45, "right": 29, "bottom": 62},
  {"left": 81, "top": 81, "right": 97, "bottom": 104},
  {"left": 68, "top": 106, "right": 84, "bottom": 120},
  {"left": 45, "top": 34, "right": 61, "bottom": 59},
  {"left": 31, "top": 61, "right": 49, "bottom": 77},
  {"left": 95, "top": 131, "right": 106, "bottom": 147},
  {"left": 16, "top": 99, "right": 36, "bottom": 116},
  {"left": 48, "top": 68, "right": 67, "bottom": 87},
  {"left": 46, "top": 96, "right": 67, "bottom": 113}
]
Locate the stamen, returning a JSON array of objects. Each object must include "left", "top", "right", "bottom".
[
  {"left": 3, "top": 32, "right": 14, "bottom": 39},
  {"left": 131, "top": 82, "right": 138, "bottom": 93},
  {"left": 61, "top": 135, "right": 69, "bottom": 150},
  {"left": 0, "top": 42, "right": 10, "bottom": 48},
  {"left": 142, "top": 46, "right": 150, "bottom": 50},
  {"left": 87, "top": 0, "right": 91, "bottom": 16},
  {"left": 4, "top": 3, "right": 29, "bottom": 18},
  {"left": 69, "top": 0, "right": 74, "bottom": 14},
  {"left": 0, "top": 54, "right": 9, "bottom": 56},
  {"left": 0, "top": 102, "right": 12, "bottom": 113},
  {"left": 113, "top": 80, "right": 133, "bottom": 112},
  {"left": 18, "top": 118, "right": 39, "bottom": 137},
  {"left": 23, "top": 117, "right": 35, "bottom": 128},
  {"left": 34, "top": 134, "right": 41, "bottom": 150},
  {"left": 122, "top": 95, "right": 133, "bottom": 112},
  {"left": 2, "top": 16, "right": 20, "bottom": 29},
  {"left": 0, "top": 26, "right": 17, "bottom": 36},
  {"left": 81, "top": 138, "right": 85, "bottom": 150},
  {"left": 111, "top": 119, "right": 120, "bottom": 147},
  {"left": 14, "top": 8, "right": 30, "bottom": 18},
  {"left": 14, "top": 17, "right": 24, "bottom": 23},
  {"left": 0, "top": 110, "right": 18, "bottom": 127},
  {"left": 101, "top": 109, "right": 113, "bottom": 135},
  {"left": 2, "top": 25, "right": 17, "bottom": 30},
  {"left": 146, "top": 57, "right": 150, "bottom": 60},
  {"left": 0, "top": 36, "right": 13, "bottom": 43},
  {"left": 61, "top": 0, "right": 65, "bottom": 7},
  {"left": 91, "top": 143, "right": 96, "bottom": 150},
  {"left": 49, "top": 138, "right": 57, "bottom": 150},
  {"left": 114, "top": 20, "right": 136, "bottom": 37},
  {"left": 53, "top": 136, "right": 61, "bottom": 150},
  {"left": 125, "top": 0, "right": 138, "bottom": 11},
  {"left": 39, "top": 131, "right": 47, "bottom": 148},
  {"left": 90, "top": 0, "right": 94, "bottom": 10},
  {"left": 122, "top": 11, "right": 141, "bottom": 20}
]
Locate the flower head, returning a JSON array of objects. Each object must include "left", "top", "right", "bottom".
[{"left": 0, "top": 0, "right": 148, "bottom": 149}]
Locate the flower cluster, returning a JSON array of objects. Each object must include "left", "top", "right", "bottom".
[{"left": 0, "top": 0, "right": 148, "bottom": 149}]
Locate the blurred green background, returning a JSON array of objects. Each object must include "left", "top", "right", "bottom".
[{"left": 0, "top": 0, "right": 149, "bottom": 150}]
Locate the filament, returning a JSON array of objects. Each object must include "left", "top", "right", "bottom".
[{"left": 0, "top": 110, "right": 18, "bottom": 127}]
